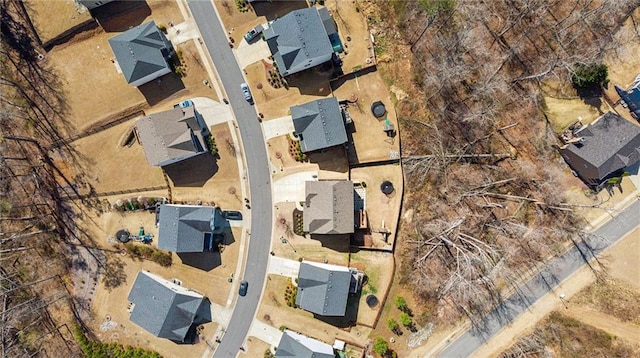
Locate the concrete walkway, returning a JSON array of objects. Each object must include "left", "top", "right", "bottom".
[
  {"left": 234, "top": 39, "right": 271, "bottom": 69},
  {"left": 209, "top": 301, "right": 233, "bottom": 326},
  {"left": 247, "top": 320, "right": 283, "bottom": 347},
  {"left": 262, "top": 115, "right": 294, "bottom": 140},
  {"left": 191, "top": 97, "right": 233, "bottom": 127},
  {"left": 272, "top": 171, "right": 317, "bottom": 203},
  {"left": 267, "top": 256, "right": 301, "bottom": 278}
]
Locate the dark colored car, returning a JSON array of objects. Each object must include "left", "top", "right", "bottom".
[
  {"left": 244, "top": 24, "right": 264, "bottom": 42},
  {"left": 223, "top": 210, "right": 243, "bottom": 220},
  {"left": 239, "top": 280, "right": 248, "bottom": 296}
]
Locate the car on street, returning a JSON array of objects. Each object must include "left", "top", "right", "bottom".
[
  {"left": 238, "top": 280, "right": 248, "bottom": 296},
  {"left": 240, "top": 83, "right": 253, "bottom": 104},
  {"left": 223, "top": 210, "right": 243, "bottom": 220}
]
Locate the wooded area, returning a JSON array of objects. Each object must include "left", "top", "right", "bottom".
[{"left": 374, "top": 0, "right": 640, "bottom": 323}]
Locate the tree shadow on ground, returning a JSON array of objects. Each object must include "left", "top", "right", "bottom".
[
  {"left": 251, "top": 0, "right": 308, "bottom": 20},
  {"left": 138, "top": 73, "right": 186, "bottom": 107},
  {"left": 308, "top": 234, "right": 351, "bottom": 252},
  {"left": 285, "top": 69, "right": 333, "bottom": 96},
  {"left": 163, "top": 153, "right": 218, "bottom": 187},
  {"left": 177, "top": 250, "right": 221, "bottom": 272},
  {"left": 574, "top": 84, "right": 605, "bottom": 115},
  {"left": 93, "top": 1, "right": 152, "bottom": 33},
  {"left": 101, "top": 255, "right": 126, "bottom": 291},
  {"left": 313, "top": 293, "right": 360, "bottom": 328}
]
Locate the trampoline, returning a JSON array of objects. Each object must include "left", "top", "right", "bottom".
[
  {"left": 116, "top": 229, "right": 130, "bottom": 243},
  {"left": 371, "top": 101, "right": 386, "bottom": 118},
  {"left": 380, "top": 181, "right": 395, "bottom": 195}
]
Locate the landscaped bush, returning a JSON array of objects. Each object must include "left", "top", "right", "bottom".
[
  {"left": 235, "top": 0, "right": 249, "bottom": 12},
  {"left": 293, "top": 211, "right": 304, "bottom": 236},
  {"left": 287, "top": 136, "right": 307, "bottom": 163},
  {"left": 74, "top": 325, "right": 161, "bottom": 358},
  {"left": 125, "top": 244, "right": 172, "bottom": 267},
  {"left": 284, "top": 278, "right": 298, "bottom": 308},
  {"left": 207, "top": 135, "right": 218, "bottom": 156}
]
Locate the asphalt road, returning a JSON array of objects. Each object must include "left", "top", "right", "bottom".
[
  {"left": 186, "top": 1, "right": 273, "bottom": 357},
  {"left": 439, "top": 199, "right": 640, "bottom": 357}
]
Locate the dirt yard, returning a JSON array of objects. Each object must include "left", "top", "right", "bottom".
[
  {"left": 332, "top": 69, "right": 400, "bottom": 163},
  {"left": 256, "top": 274, "right": 373, "bottom": 348},
  {"left": 244, "top": 60, "right": 333, "bottom": 119},
  {"left": 25, "top": 0, "right": 92, "bottom": 43},
  {"left": 350, "top": 164, "right": 403, "bottom": 249},
  {"left": 603, "top": 9, "right": 640, "bottom": 98},
  {"left": 169, "top": 123, "right": 243, "bottom": 212},
  {"left": 272, "top": 202, "right": 350, "bottom": 265}
]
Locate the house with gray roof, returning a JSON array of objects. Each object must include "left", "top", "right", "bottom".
[
  {"left": 559, "top": 112, "right": 640, "bottom": 188},
  {"left": 304, "top": 180, "right": 354, "bottom": 235},
  {"left": 263, "top": 7, "right": 338, "bottom": 77},
  {"left": 136, "top": 106, "right": 209, "bottom": 167},
  {"left": 127, "top": 270, "right": 204, "bottom": 342},
  {"left": 108, "top": 21, "right": 173, "bottom": 87},
  {"left": 157, "top": 204, "right": 225, "bottom": 253},
  {"left": 615, "top": 76, "right": 640, "bottom": 120},
  {"left": 275, "top": 330, "right": 335, "bottom": 358},
  {"left": 296, "top": 261, "right": 362, "bottom": 316},
  {"left": 77, "top": 0, "right": 114, "bottom": 10},
  {"left": 291, "top": 97, "right": 348, "bottom": 153}
]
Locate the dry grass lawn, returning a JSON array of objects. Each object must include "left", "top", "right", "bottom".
[
  {"left": 349, "top": 250, "right": 395, "bottom": 327},
  {"left": 351, "top": 164, "right": 403, "bottom": 249},
  {"left": 543, "top": 96, "right": 610, "bottom": 132},
  {"left": 25, "top": 0, "right": 92, "bottom": 43},
  {"left": 563, "top": 175, "right": 638, "bottom": 224},
  {"left": 59, "top": 118, "right": 166, "bottom": 194},
  {"left": 244, "top": 61, "right": 333, "bottom": 119},
  {"left": 325, "top": 0, "right": 374, "bottom": 72},
  {"left": 332, "top": 69, "right": 400, "bottom": 163},
  {"left": 216, "top": 0, "right": 308, "bottom": 40},
  {"left": 244, "top": 336, "right": 273, "bottom": 357}
]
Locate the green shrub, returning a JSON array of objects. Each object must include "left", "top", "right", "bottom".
[
  {"left": 387, "top": 318, "right": 399, "bottom": 333},
  {"left": 394, "top": 296, "right": 408, "bottom": 312},
  {"left": 157, "top": 24, "right": 167, "bottom": 33},
  {"left": 207, "top": 136, "right": 218, "bottom": 156},
  {"left": 74, "top": 326, "right": 161, "bottom": 358},
  {"left": 373, "top": 338, "right": 389, "bottom": 356},
  {"left": 571, "top": 63, "right": 608, "bottom": 88},
  {"left": 400, "top": 312, "right": 412, "bottom": 327}
]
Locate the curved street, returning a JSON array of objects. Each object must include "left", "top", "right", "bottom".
[{"left": 186, "top": 1, "right": 273, "bottom": 357}]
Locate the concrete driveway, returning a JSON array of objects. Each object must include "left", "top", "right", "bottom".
[
  {"left": 272, "top": 171, "right": 317, "bottom": 203},
  {"left": 248, "top": 320, "right": 283, "bottom": 347},
  {"left": 191, "top": 97, "right": 233, "bottom": 127},
  {"left": 262, "top": 115, "right": 294, "bottom": 140},
  {"left": 234, "top": 39, "right": 271, "bottom": 70},
  {"left": 267, "top": 256, "right": 301, "bottom": 278}
]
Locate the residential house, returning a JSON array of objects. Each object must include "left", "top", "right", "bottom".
[
  {"left": 136, "top": 106, "right": 209, "bottom": 167},
  {"left": 291, "top": 97, "right": 348, "bottom": 153},
  {"left": 559, "top": 112, "right": 640, "bottom": 188},
  {"left": 275, "top": 330, "right": 334, "bottom": 358},
  {"left": 304, "top": 180, "right": 354, "bottom": 235},
  {"left": 157, "top": 204, "right": 225, "bottom": 253},
  {"left": 77, "top": 0, "right": 114, "bottom": 10},
  {"left": 127, "top": 270, "right": 204, "bottom": 342},
  {"left": 263, "top": 7, "right": 338, "bottom": 77},
  {"left": 296, "top": 261, "right": 363, "bottom": 317},
  {"left": 615, "top": 75, "right": 640, "bottom": 120},
  {"left": 108, "top": 21, "right": 174, "bottom": 87}
]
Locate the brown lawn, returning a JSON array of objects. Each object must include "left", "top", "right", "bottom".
[
  {"left": 351, "top": 164, "right": 404, "bottom": 249},
  {"left": 60, "top": 118, "right": 166, "bottom": 194},
  {"left": 349, "top": 250, "right": 395, "bottom": 328},
  {"left": 25, "top": 0, "right": 92, "bottom": 43},
  {"left": 332, "top": 69, "right": 400, "bottom": 163},
  {"left": 244, "top": 336, "right": 273, "bottom": 357}
]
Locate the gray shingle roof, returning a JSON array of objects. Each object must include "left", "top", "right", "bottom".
[
  {"left": 157, "top": 205, "right": 224, "bottom": 252},
  {"left": 136, "top": 106, "right": 207, "bottom": 167},
  {"left": 615, "top": 84, "right": 640, "bottom": 119},
  {"left": 276, "top": 330, "right": 335, "bottom": 358},
  {"left": 108, "top": 21, "right": 172, "bottom": 84},
  {"left": 263, "top": 7, "right": 334, "bottom": 76},
  {"left": 291, "top": 97, "right": 347, "bottom": 153},
  {"left": 127, "top": 271, "right": 203, "bottom": 342},
  {"left": 559, "top": 112, "right": 640, "bottom": 185},
  {"left": 304, "top": 180, "right": 354, "bottom": 234},
  {"left": 296, "top": 261, "right": 351, "bottom": 316}
]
